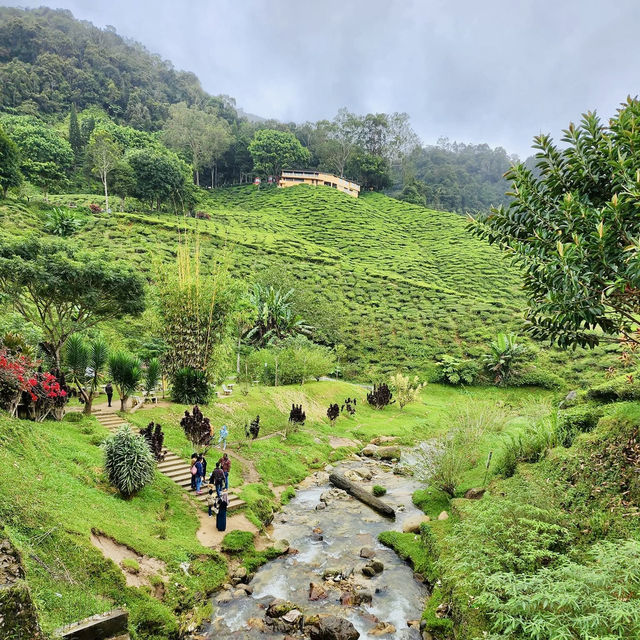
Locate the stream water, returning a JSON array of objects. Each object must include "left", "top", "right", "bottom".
[{"left": 206, "top": 457, "right": 428, "bottom": 639}]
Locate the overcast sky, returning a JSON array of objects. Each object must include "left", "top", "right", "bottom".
[{"left": 11, "top": 0, "right": 640, "bottom": 157}]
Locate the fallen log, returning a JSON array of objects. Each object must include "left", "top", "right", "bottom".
[{"left": 329, "top": 472, "right": 395, "bottom": 519}]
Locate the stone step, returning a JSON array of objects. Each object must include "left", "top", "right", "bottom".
[
  {"left": 157, "top": 458, "right": 188, "bottom": 470},
  {"left": 158, "top": 464, "right": 189, "bottom": 476},
  {"left": 165, "top": 470, "right": 192, "bottom": 483}
]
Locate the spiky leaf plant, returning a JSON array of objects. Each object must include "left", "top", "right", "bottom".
[
  {"left": 108, "top": 351, "right": 142, "bottom": 411},
  {"left": 144, "top": 357, "right": 161, "bottom": 393},
  {"left": 104, "top": 425, "right": 155, "bottom": 497}
]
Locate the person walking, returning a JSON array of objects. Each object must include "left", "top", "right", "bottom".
[
  {"left": 219, "top": 453, "right": 231, "bottom": 489},
  {"left": 190, "top": 453, "right": 198, "bottom": 491},
  {"left": 218, "top": 424, "right": 228, "bottom": 450},
  {"left": 206, "top": 489, "right": 217, "bottom": 517},
  {"left": 105, "top": 382, "right": 113, "bottom": 407},
  {"left": 194, "top": 456, "right": 204, "bottom": 494},
  {"left": 210, "top": 462, "right": 225, "bottom": 498},
  {"left": 216, "top": 490, "right": 229, "bottom": 531},
  {"left": 199, "top": 453, "right": 207, "bottom": 483}
]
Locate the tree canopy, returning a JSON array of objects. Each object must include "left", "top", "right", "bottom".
[
  {"left": 471, "top": 97, "right": 640, "bottom": 349},
  {"left": 248, "top": 129, "right": 311, "bottom": 177},
  {"left": 0, "top": 237, "right": 146, "bottom": 365},
  {"left": 0, "top": 124, "right": 21, "bottom": 197}
]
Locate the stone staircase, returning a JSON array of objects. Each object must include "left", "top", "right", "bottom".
[{"left": 94, "top": 411, "right": 245, "bottom": 511}]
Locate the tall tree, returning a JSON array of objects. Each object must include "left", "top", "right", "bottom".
[
  {"left": 87, "top": 129, "right": 121, "bottom": 212},
  {"left": 0, "top": 237, "right": 146, "bottom": 367},
  {"left": 0, "top": 125, "right": 22, "bottom": 197},
  {"left": 68, "top": 102, "right": 82, "bottom": 166},
  {"left": 108, "top": 160, "right": 136, "bottom": 212},
  {"left": 162, "top": 102, "right": 231, "bottom": 186},
  {"left": 2, "top": 117, "right": 73, "bottom": 198},
  {"left": 471, "top": 98, "right": 640, "bottom": 349},
  {"left": 248, "top": 129, "right": 311, "bottom": 178}
]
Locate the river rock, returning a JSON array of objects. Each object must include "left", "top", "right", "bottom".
[
  {"left": 233, "top": 588, "right": 246, "bottom": 598},
  {"left": 266, "top": 599, "right": 297, "bottom": 619},
  {"left": 282, "top": 609, "right": 303, "bottom": 624},
  {"left": 316, "top": 502, "right": 326, "bottom": 510},
  {"left": 231, "top": 566, "right": 248, "bottom": 583},
  {"left": 355, "top": 590, "right": 373, "bottom": 605},
  {"left": 362, "top": 565, "right": 376, "bottom": 578},
  {"left": 370, "top": 621, "right": 396, "bottom": 635},
  {"left": 359, "top": 547, "right": 375, "bottom": 559},
  {"left": 216, "top": 591, "right": 233, "bottom": 605},
  {"left": 361, "top": 444, "right": 378, "bottom": 457},
  {"left": 402, "top": 514, "right": 430, "bottom": 533},
  {"left": 247, "top": 617, "right": 266, "bottom": 632},
  {"left": 309, "top": 581, "right": 328, "bottom": 601},
  {"left": 311, "top": 531, "right": 324, "bottom": 541},
  {"left": 315, "top": 471, "right": 330, "bottom": 484},
  {"left": 222, "top": 583, "right": 233, "bottom": 590},
  {"left": 377, "top": 446, "right": 401, "bottom": 460},
  {"left": 437, "top": 510, "right": 449, "bottom": 521},
  {"left": 308, "top": 615, "right": 360, "bottom": 640},
  {"left": 370, "top": 560, "right": 384, "bottom": 574},
  {"left": 463, "top": 487, "right": 486, "bottom": 500},
  {"left": 323, "top": 568, "right": 342, "bottom": 580}
]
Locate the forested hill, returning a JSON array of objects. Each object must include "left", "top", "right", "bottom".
[{"left": 0, "top": 6, "right": 238, "bottom": 127}]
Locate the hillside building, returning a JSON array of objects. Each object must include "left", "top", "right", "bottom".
[{"left": 279, "top": 170, "right": 360, "bottom": 198}]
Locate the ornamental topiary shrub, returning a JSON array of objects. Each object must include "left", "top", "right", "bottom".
[
  {"left": 103, "top": 425, "right": 155, "bottom": 497},
  {"left": 367, "top": 383, "right": 394, "bottom": 409}
]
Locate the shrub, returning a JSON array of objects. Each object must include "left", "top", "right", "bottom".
[
  {"left": 447, "top": 498, "right": 570, "bottom": 586},
  {"left": 221, "top": 530, "right": 255, "bottom": 553},
  {"left": 108, "top": 351, "right": 142, "bottom": 411},
  {"left": 493, "top": 418, "right": 557, "bottom": 477},
  {"left": 88, "top": 203, "right": 102, "bottom": 213},
  {"left": 43, "top": 207, "right": 83, "bottom": 236},
  {"left": 511, "top": 368, "right": 565, "bottom": 390},
  {"left": 367, "top": 383, "right": 394, "bottom": 409},
  {"left": 484, "top": 333, "right": 531, "bottom": 385},
  {"left": 415, "top": 428, "right": 483, "bottom": 498},
  {"left": 437, "top": 355, "right": 481, "bottom": 385},
  {"left": 288, "top": 403, "right": 306, "bottom": 426},
  {"left": 327, "top": 403, "right": 339, "bottom": 424},
  {"left": 245, "top": 415, "right": 260, "bottom": 439},
  {"left": 389, "top": 372, "right": 426, "bottom": 409},
  {"left": 180, "top": 406, "right": 212, "bottom": 450},
  {"left": 476, "top": 540, "right": 640, "bottom": 640},
  {"left": 248, "top": 337, "right": 336, "bottom": 385},
  {"left": 103, "top": 425, "right": 155, "bottom": 497},
  {"left": 372, "top": 485, "right": 387, "bottom": 497},
  {"left": 556, "top": 405, "right": 604, "bottom": 447},
  {"left": 171, "top": 366, "right": 209, "bottom": 405},
  {"left": 144, "top": 357, "right": 161, "bottom": 393},
  {"left": 139, "top": 421, "right": 165, "bottom": 461}
]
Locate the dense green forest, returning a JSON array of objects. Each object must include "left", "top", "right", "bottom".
[{"left": 0, "top": 6, "right": 516, "bottom": 209}]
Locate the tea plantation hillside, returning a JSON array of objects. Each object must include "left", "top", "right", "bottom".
[{"left": 0, "top": 184, "right": 615, "bottom": 380}]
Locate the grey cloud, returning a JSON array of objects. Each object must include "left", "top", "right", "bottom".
[{"left": 12, "top": 0, "right": 640, "bottom": 157}]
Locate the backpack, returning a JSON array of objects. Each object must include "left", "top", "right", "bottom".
[{"left": 190, "top": 464, "right": 197, "bottom": 475}]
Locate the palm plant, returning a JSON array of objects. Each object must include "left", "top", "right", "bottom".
[
  {"left": 144, "top": 357, "right": 161, "bottom": 394},
  {"left": 484, "top": 333, "right": 530, "bottom": 385},
  {"left": 65, "top": 334, "right": 108, "bottom": 415},
  {"left": 245, "top": 283, "right": 312, "bottom": 346},
  {"left": 108, "top": 351, "right": 142, "bottom": 411}
]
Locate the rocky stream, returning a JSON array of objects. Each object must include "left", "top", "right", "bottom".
[{"left": 206, "top": 453, "right": 431, "bottom": 639}]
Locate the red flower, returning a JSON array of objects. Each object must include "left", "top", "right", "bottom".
[
  {"left": 29, "top": 392, "right": 37, "bottom": 402},
  {"left": 28, "top": 378, "right": 37, "bottom": 387},
  {"left": 60, "top": 390, "right": 67, "bottom": 397}
]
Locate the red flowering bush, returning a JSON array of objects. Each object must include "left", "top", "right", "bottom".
[
  {"left": 88, "top": 203, "right": 102, "bottom": 213},
  {"left": 0, "top": 349, "right": 67, "bottom": 421}
]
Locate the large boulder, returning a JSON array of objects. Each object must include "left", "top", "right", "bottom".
[
  {"left": 361, "top": 444, "right": 378, "bottom": 457},
  {"left": 376, "top": 446, "right": 401, "bottom": 461},
  {"left": 402, "top": 514, "right": 430, "bottom": 533},
  {"left": 308, "top": 615, "right": 360, "bottom": 640}
]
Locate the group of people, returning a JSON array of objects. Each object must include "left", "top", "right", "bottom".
[{"left": 191, "top": 450, "right": 232, "bottom": 531}]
